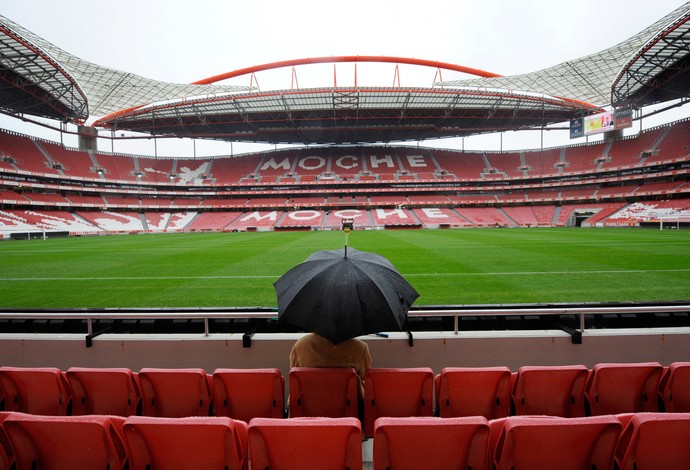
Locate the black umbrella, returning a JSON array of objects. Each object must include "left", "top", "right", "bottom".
[{"left": 274, "top": 247, "right": 419, "bottom": 344}]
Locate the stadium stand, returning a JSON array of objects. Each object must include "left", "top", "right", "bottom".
[
  {"left": 76, "top": 211, "right": 145, "bottom": 232},
  {"left": 184, "top": 211, "right": 238, "bottom": 231},
  {"left": 2, "top": 119, "right": 690, "bottom": 237},
  {"left": 0, "top": 363, "right": 689, "bottom": 468},
  {"left": 41, "top": 142, "right": 97, "bottom": 179}
]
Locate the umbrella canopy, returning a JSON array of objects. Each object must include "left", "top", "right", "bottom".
[{"left": 274, "top": 247, "right": 419, "bottom": 344}]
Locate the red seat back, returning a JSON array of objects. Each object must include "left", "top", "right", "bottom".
[
  {"left": 494, "top": 416, "right": 622, "bottom": 470},
  {"left": 374, "top": 416, "right": 489, "bottom": 470},
  {"left": 66, "top": 367, "right": 140, "bottom": 416},
  {"left": 3, "top": 413, "right": 127, "bottom": 470},
  {"left": 615, "top": 412, "right": 690, "bottom": 470},
  {"left": 123, "top": 416, "right": 247, "bottom": 470},
  {"left": 364, "top": 368, "right": 434, "bottom": 437},
  {"left": 659, "top": 362, "right": 690, "bottom": 412},
  {"left": 513, "top": 365, "right": 588, "bottom": 417},
  {"left": 0, "top": 412, "right": 15, "bottom": 470},
  {"left": 248, "top": 417, "right": 362, "bottom": 470},
  {"left": 213, "top": 368, "right": 284, "bottom": 421},
  {"left": 585, "top": 362, "right": 662, "bottom": 415},
  {"left": 288, "top": 367, "right": 358, "bottom": 418},
  {"left": 436, "top": 366, "right": 511, "bottom": 419},
  {"left": 0, "top": 367, "right": 71, "bottom": 415},
  {"left": 138, "top": 368, "right": 212, "bottom": 417}
]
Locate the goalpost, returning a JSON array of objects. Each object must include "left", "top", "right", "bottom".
[{"left": 658, "top": 215, "right": 690, "bottom": 230}]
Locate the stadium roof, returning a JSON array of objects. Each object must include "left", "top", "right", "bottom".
[{"left": 1, "top": 2, "right": 690, "bottom": 144}]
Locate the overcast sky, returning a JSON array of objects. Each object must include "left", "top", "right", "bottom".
[{"left": 2, "top": 0, "right": 689, "bottom": 156}]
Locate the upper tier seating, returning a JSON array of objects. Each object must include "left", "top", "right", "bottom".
[
  {"left": 522, "top": 148, "right": 562, "bottom": 176},
  {"left": 485, "top": 152, "right": 523, "bottom": 179},
  {"left": 91, "top": 152, "right": 137, "bottom": 182},
  {"left": 653, "top": 120, "right": 690, "bottom": 162},
  {"left": 0, "top": 133, "right": 61, "bottom": 176},
  {"left": 40, "top": 142, "right": 96, "bottom": 179}
]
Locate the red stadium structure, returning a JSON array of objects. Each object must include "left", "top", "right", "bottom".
[{"left": 2, "top": 4, "right": 690, "bottom": 467}]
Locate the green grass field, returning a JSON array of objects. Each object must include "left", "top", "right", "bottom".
[{"left": 0, "top": 228, "right": 689, "bottom": 309}]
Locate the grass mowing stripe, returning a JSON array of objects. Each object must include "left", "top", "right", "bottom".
[
  {"left": 0, "top": 228, "right": 688, "bottom": 308},
  {"left": 2, "top": 268, "right": 690, "bottom": 281}
]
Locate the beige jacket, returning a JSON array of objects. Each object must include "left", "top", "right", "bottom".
[{"left": 289, "top": 333, "right": 372, "bottom": 396}]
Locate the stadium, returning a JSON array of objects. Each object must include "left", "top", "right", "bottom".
[{"left": 1, "top": 2, "right": 690, "bottom": 468}]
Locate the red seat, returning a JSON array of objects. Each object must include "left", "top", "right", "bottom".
[
  {"left": 585, "top": 362, "right": 663, "bottom": 415},
  {"left": 3, "top": 413, "right": 127, "bottom": 470},
  {"left": 659, "top": 362, "right": 690, "bottom": 412},
  {"left": 373, "top": 416, "right": 490, "bottom": 470},
  {"left": 512, "top": 365, "right": 588, "bottom": 417},
  {"left": 364, "top": 368, "right": 434, "bottom": 438},
  {"left": 248, "top": 417, "right": 362, "bottom": 470},
  {"left": 436, "top": 366, "right": 511, "bottom": 419},
  {"left": 615, "top": 412, "right": 690, "bottom": 470},
  {"left": 123, "top": 416, "right": 247, "bottom": 470},
  {"left": 213, "top": 368, "right": 284, "bottom": 422},
  {"left": 66, "top": 367, "right": 141, "bottom": 416},
  {"left": 493, "top": 415, "right": 622, "bottom": 470},
  {"left": 137, "top": 368, "right": 212, "bottom": 417},
  {"left": 0, "top": 367, "right": 71, "bottom": 415},
  {"left": 0, "top": 412, "right": 15, "bottom": 470},
  {"left": 288, "top": 367, "right": 358, "bottom": 418}
]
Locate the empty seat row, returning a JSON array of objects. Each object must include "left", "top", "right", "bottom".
[
  {"left": 2, "top": 363, "right": 689, "bottom": 427},
  {"left": 0, "top": 366, "right": 284, "bottom": 423},
  {"left": 2, "top": 412, "right": 690, "bottom": 470},
  {"left": 437, "top": 361, "right": 690, "bottom": 419}
]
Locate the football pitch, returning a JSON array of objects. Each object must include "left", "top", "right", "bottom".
[{"left": 0, "top": 228, "right": 689, "bottom": 309}]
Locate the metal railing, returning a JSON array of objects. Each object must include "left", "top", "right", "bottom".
[{"left": 2, "top": 303, "right": 689, "bottom": 345}]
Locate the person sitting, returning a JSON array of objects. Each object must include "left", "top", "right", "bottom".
[{"left": 289, "top": 332, "right": 371, "bottom": 398}]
